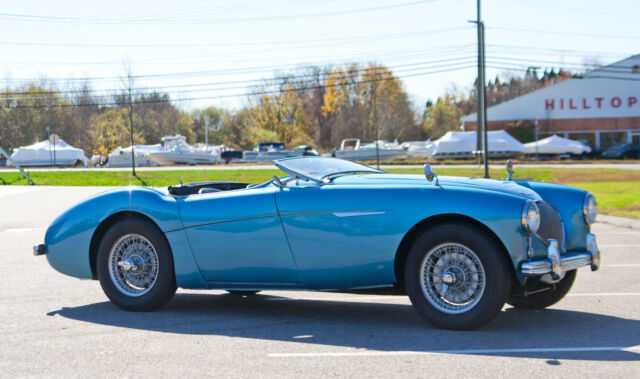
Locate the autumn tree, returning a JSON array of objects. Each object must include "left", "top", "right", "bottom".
[
  {"left": 321, "top": 64, "right": 418, "bottom": 147},
  {"left": 423, "top": 95, "right": 462, "bottom": 139},
  {"left": 88, "top": 107, "right": 144, "bottom": 156},
  {"left": 0, "top": 85, "right": 73, "bottom": 154}
]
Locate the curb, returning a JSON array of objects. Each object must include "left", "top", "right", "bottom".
[{"left": 596, "top": 214, "right": 640, "bottom": 230}]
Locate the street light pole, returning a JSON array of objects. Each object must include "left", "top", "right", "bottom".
[{"left": 128, "top": 85, "right": 136, "bottom": 176}]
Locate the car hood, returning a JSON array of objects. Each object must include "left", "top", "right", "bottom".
[{"left": 335, "top": 174, "right": 541, "bottom": 200}]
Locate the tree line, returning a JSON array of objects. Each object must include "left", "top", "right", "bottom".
[{"left": 0, "top": 64, "right": 575, "bottom": 156}]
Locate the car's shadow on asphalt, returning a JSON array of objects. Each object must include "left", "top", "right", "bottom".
[{"left": 48, "top": 293, "right": 640, "bottom": 361}]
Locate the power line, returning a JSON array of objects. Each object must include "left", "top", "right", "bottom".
[
  {"left": 0, "top": 1, "right": 435, "bottom": 25},
  {"left": 0, "top": 26, "right": 470, "bottom": 49},
  {"left": 488, "top": 26, "right": 640, "bottom": 40},
  {"left": 0, "top": 64, "right": 476, "bottom": 108},
  {"left": 0, "top": 48, "right": 476, "bottom": 84},
  {"left": 3, "top": 57, "right": 479, "bottom": 98}
]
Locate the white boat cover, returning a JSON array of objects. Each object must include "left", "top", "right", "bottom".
[
  {"left": 108, "top": 144, "right": 164, "bottom": 167},
  {"left": 524, "top": 135, "right": 592, "bottom": 155},
  {"left": 9, "top": 135, "right": 88, "bottom": 167},
  {"left": 401, "top": 141, "right": 436, "bottom": 158},
  {"left": 431, "top": 130, "right": 528, "bottom": 156}
]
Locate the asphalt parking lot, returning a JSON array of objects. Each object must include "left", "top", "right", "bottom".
[{"left": 1, "top": 186, "right": 639, "bottom": 377}]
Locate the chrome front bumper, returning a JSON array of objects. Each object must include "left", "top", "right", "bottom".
[
  {"left": 521, "top": 233, "right": 600, "bottom": 280},
  {"left": 33, "top": 244, "right": 46, "bottom": 256}
]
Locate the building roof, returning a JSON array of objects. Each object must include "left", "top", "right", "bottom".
[{"left": 461, "top": 54, "right": 640, "bottom": 123}]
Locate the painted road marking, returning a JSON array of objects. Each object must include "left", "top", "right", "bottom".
[
  {"left": 568, "top": 292, "right": 640, "bottom": 297},
  {"left": 0, "top": 188, "right": 41, "bottom": 198},
  {"left": 265, "top": 292, "right": 640, "bottom": 303},
  {"left": 600, "top": 245, "right": 639, "bottom": 248},
  {"left": 268, "top": 345, "right": 640, "bottom": 358},
  {"left": 1, "top": 228, "right": 37, "bottom": 234}
]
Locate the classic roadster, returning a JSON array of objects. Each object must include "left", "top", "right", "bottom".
[{"left": 35, "top": 157, "right": 600, "bottom": 330}]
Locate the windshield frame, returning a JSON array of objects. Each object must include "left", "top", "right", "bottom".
[{"left": 273, "top": 156, "right": 383, "bottom": 184}]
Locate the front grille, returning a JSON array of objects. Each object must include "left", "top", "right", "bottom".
[{"left": 536, "top": 201, "right": 565, "bottom": 248}]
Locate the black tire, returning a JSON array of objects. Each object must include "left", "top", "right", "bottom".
[
  {"left": 96, "top": 218, "right": 176, "bottom": 311},
  {"left": 226, "top": 290, "right": 261, "bottom": 296},
  {"left": 507, "top": 270, "right": 576, "bottom": 310},
  {"left": 405, "top": 223, "right": 512, "bottom": 330}
]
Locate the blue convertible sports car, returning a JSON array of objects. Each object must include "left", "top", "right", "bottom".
[{"left": 35, "top": 157, "right": 600, "bottom": 330}]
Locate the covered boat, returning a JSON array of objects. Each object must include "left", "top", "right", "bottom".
[
  {"left": 334, "top": 139, "right": 407, "bottom": 161},
  {"left": 401, "top": 140, "right": 436, "bottom": 159},
  {"left": 243, "top": 142, "right": 300, "bottom": 162},
  {"left": 8, "top": 135, "right": 88, "bottom": 167},
  {"left": 430, "top": 130, "right": 527, "bottom": 159},
  {"left": 524, "top": 135, "right": 592, "bottom": 156},
  {"left": 107, "top": 144, "right": 164, "bottom": 167},
  {"left": 147, "top": 135, "right": 218, "bottom": 166}
]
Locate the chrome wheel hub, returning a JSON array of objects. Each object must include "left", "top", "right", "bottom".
[
  {"left": 108, "top": 234, "right": 159, "bottom": 297},
  {"left": 420, "top": 243, "right": 486, "bottom": 314}
]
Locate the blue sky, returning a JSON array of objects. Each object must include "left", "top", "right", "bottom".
[{"left": 1, "top": 0, "right": 638, "bottom": 111}]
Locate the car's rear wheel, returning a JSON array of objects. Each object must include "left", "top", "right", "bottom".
[
  {"left": 405, "top": 223, "right": 511, "bottom": 330},
  {"left": 507, "top": 270, "right": 576, "bottom": 309},
  {"left": 96, "top": 218, "right": 176, "bottom": 311}
]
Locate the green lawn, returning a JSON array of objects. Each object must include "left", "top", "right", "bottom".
[{"left": 2, "top": 166, "right": 639, "bottom": 219}]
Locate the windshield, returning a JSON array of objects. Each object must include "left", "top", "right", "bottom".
[{"left": 274, "top": 156, "right": 382, "bottom": 183}]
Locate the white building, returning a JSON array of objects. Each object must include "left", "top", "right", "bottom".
[{"left": 462, "top": 54, "right": 640, "bottom": 151}]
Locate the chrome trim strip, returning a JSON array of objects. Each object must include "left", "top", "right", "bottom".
[{"left": 333, "top": 211, "right": 386, "bottom": 218}]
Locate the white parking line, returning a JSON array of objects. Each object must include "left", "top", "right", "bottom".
[
  {"left": 602, "top": 264, "right": 640, "bottom": 268},
  {"left": 266, "top": 296, "right": 409, "bottom": 302},
  {"left": 0, "top": 228, "right": 37, "bottom": 234},
  {"left": 268, "top": 345, "right": 640, "bottom": 358},
  {"left": 600, "top": 245, "right": 639, "bottom": 248},
  {"left": 265, "top": 292, "right": 640, "bottom": 303},
  {"left": 568, "top": 293, "right": 640, "bottom": 297}
]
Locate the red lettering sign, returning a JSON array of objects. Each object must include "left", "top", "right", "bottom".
[
  {"left": 611, "top": 97, "right": 622, "bottom": 108},
  {"left": 595, "top": 97, "right": 604, "bottom": 108},
  {"left": 545, "top": 99, "right": 554, "bottom": 110},
  {"left": 583, "top": 98, "right": 591, "bottom": 109},
  {"left": 569, "top": 98, "right": 577, "bottom": 109},
  {"left": 629, "top": 96, "right": 638, "bottom": 107}
]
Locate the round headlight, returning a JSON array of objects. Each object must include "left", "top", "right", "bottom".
[
  {"left": 521, "top": 200, "right": 540, "bottom": 235},
  {"left": 583, "top": 193, "right": 598, "bottom": 225}
]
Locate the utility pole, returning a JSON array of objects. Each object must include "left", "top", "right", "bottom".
[
  {"left": 373, "top": 80, "right": 380, "bottom": 170},
  {"left": 45, "top": 125, "right": 52, "bottom": 165},
  {"left": 534, "top": 117, "right": 539, "bottom": 161},
  {"left": 470, "top": 0, "right": 489, "bottom": 178},
  {"left": 204, "top": 115, "right": 209, "bottom": 149},
  {"left": 128, "top": 78, "right": 136, "bottom": 176}
]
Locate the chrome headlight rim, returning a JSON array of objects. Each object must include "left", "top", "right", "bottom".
[
  {"left": 521, "top": 199, "right": 541, "bottom": 235},
  {"left": 583, "top": 193, "right": 598, "bottom": 225}
]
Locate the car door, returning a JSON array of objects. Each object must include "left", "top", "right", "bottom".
[
  {"left": 274, "top": 182, "right": 399, "bottom": 289},
  {"left": 178, "top": 186, "right": 301, "bottom": 285}
]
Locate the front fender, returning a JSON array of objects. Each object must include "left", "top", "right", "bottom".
[
  {"left": 44, "top": 187, "right": 182, "bottom": 278},
  {"left": 517, "top": 181, "right": 590, "bottom": 251}
]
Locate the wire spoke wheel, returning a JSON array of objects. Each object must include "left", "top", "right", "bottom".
[
  {"left": 108, "top": 233, "right": 159, "bottom": 297},
  {"left": 420, "top": 242, "right": 486, "bottom": 314}
]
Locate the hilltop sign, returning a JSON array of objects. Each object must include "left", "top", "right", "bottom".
[{"left": 545, "top": 96, "right": 638, "bottom": 111}]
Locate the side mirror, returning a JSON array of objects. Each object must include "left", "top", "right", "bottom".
[
  {"left": 424, "top": 164, "right": 439, "bottom": 185},
  {"left": 506, "top": 160, "right": 514, "bottom": 180}
]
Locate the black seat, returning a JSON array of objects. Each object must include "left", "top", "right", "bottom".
[{"left": 198, "top": 188, "right": 222, "bottom": 194}]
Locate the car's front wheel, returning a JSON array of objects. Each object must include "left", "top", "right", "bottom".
[
  {"left": 507, "top": 270, "right": 576, "bottom": 309},
  {"left": 96, "top": 218, "right": 176, "bottom": 311},
  {"left": 405, "top": 223, "right": 511, "bottom": 330}
]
